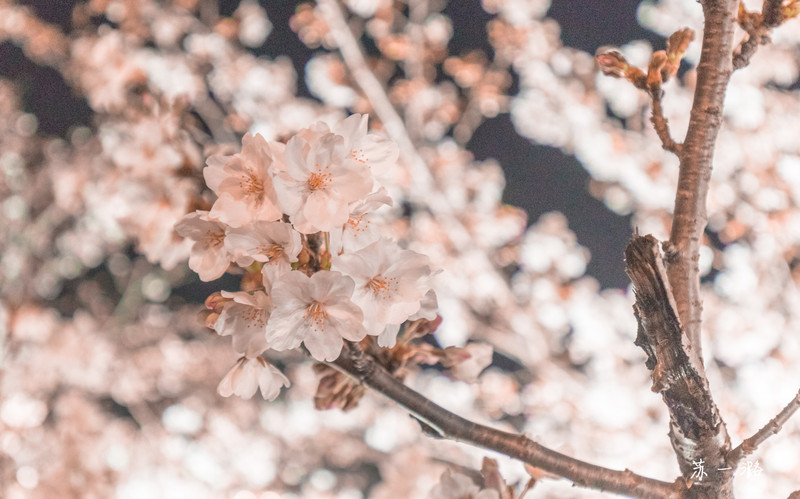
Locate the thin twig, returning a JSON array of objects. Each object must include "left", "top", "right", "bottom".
[
  {"left": 727, "top": 388, "right": 800, "bottom": 465},
  {"left": 193, "top": 97, "right": 238, "bottom": 145},
  {"left": 330, "top": 344, "right": 684, "bottom": 499},
  {"left": 733, "top": 0, "right": 783, "bottom": 70},
  {"left": 650, "top": 90, "right": 682, "bottom": 155}
]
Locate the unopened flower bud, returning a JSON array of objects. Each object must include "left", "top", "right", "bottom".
[
  {"left": 442, "top": 342, "right": 494, "bottom": 383},
  {"left": 595, "top": 48, "right": 629, "bottom": 78},
  {"left": 647, "top": 51, "right": 668, "bottom": 92},
  {"left": 204, "top": 291, "right": 229, "bottom": 313},
  {"left": 205, "top": 311, "right": 221, "bottom": 329}
]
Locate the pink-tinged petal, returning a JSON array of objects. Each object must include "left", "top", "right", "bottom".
[
  {"left": 326, "top": 308, "right": 366, "bottom": 342},
  {"left": 303, "top": 328, "right": 344, "bottom": 362},
  {"left": 287, "top": 209, "right": 320, "bottom": 234},
  {"left": 217, "top": 358, "right": 259, "bottom": 398},
  {"left": 192, "top": 247, "right": 229, "bottom": 281},
  {"left": 255, "top": 193, "right": 283, "bottom": 223},
  {"left": 309, "top": 271, "right": 355, "bottom": 301},
  {"left": 354, "top": 134, "right": 399, "bottom": 171},
  {"left": 223, "top": 231, "right": 263, "bottom": 257},
  {"left": 203, "top": 155, "right": 230, "bottom": 193},
  {"left": 269, "top": 141, "right": 287, "bottom": 174},
  {"left": 284, "top": 135, "right": 312, "bottom": 180},
  {"left": 174, "top": 211, "right": 209, "bottom": 239},
  {"left": 209, "top": 193, "right": 251, "bottom": 228},
  {"left": 264, "top": 273, "right": 310, "bottom": 351},
  {"left": 272, "top": 270, "right": 313, "bottom": 303},
  {"left": 258, "top": 363, "right": 290, "bottom": 400},
  {"left": 273, "top": 173, "right": 304, "bottom": 216},
  {"left": 303, "top": 190, "right": 349, "bottom": 231},
  {"left": 232, "top": 327, "right": 268, "bottom": 358},
  {"left": 377, "top": 323, "right": 401, "bottom": 348},
  {"left": 240, "top": 133, "right": 271, "bottom": 169},
  {"left": 332, "top": 114, "right": 368, "bottom": 149},
  {"left": 262, "top": 264, "right": 290, "bottom": 290},
  {"left": 384, "top": 299, "right": 422, "bottom": 325},
  {"left": 264, "top": 309, "right": 306, "bottom": 351}
]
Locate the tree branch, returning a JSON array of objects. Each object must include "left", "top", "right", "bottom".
[
  {"left": 727, "top": 388, "right": 800, "bottom": 465},
  {"left": 733, "top": 0, "right": 783, "bottom": 70},
  {"left": 667, "top": 0, "right": 737, "bottom": 362},
  {"left": 625, "top": 235, "right": 731, "bottom": 498},
  {"left": 650, "top": 90, "right": 682, "bottom": 155},
  {"left": 330, "top": 343, "right": 683, "bottom": 499}
]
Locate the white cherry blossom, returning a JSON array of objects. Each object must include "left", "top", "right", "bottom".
[
  {"left": 174, "top": 210, "right": 231, "bottom": 281},
  {"left": 329, "top": 187, "right": 393, "bottom": 255},
  {"left": 204, "top": 132, "right": 282, "bottom": 227},
  {"left": 217, "top": 356, "right": 290, "bottom": 400},
  {"left": 214, "top": 290, "right": 272, "bottom": 357},
  {"left": 332, "top": 238, "right": 435, "bottom": 345},
  {"left": 333, "top": 113, "right": 399, "bottom": 188},
  {"left": 273, "top": 120, "right": 376, "bottom": 233},
  {"left": 224, "top": 221, "right": 302, "bottom": 269},
  {"left": 265, "top": 270, "right": 366, "bottom": 361}
]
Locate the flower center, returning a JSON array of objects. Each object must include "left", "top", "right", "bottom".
[
  {"left": 366, "top": 275, "right": 399, "bottom": 300},
  {"left": 303, "top": 302, "right": 328, "bottom": 332},
  {"left": 257, "top": 244, "right": 285, "bottom": 263},
  {"left": 207, "top": 229, "right": 225, "bottom": 248},
  {"left": 243, "top": 306, "right": 266, "bottom": 328},
  {"left": 240, "top": 168, "right": 264, "bottom": 198},
  {"left": 349, "top": 148, "right": 368, "bottom": 166},
  {"left": 266, "top": 245, "right": 285, "bottom": 263},
  {"left": 347, "top": 214, "right": 368, "bottom": 235},
  {"left": 307, "top": 165, "right": 332, "bottom": 191}
]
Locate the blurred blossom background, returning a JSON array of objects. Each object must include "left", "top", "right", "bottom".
[{"left": 1, "top": 0, "right": 799, "bottom": 497}]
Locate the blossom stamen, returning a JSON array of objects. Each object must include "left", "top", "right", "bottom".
[
  {"left": 207, "top": 229, "right": 225, "bottom": 248},
  {"left": 257, "top": 244, "right": 286, "bottom": 263},
  {"left": 243, "top": 304, "right": 267, "bottom": 328},
  {"left": 303, "top": 301, "right": 328, "bottom": 332},
  {"left": 307, "top": 165, "right": 332, "bottom": 191},
  {"left": 239, "top": 168, "right": 265, "bottom": 199},
  {"left": 347, "top": 214, "right": 369, "bottom": 236},
  {"left": 366, "top": 275, "right": 399, "bottom": 300},
  {"left": 350, "top": 148, "right": 368, "bottom": 166}
]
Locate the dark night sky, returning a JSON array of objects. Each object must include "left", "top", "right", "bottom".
[{"left": 3, "top": 0, "right": 667, "bottom": 289}]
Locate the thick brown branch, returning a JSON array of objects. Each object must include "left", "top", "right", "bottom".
[
  {"left": 727, "top": 388, "right": 800, "bottom": 465},
  {"left": 625, "top": 235, "right": 731, "bottom": 498},
  {"left": 331, "top": 344, "right": 683, "bottom": 499},
  {"left": 668, "top": 0, "right": 737, "bottom": 362},
  {"left": 650, "top": 90, "right": 682, "bottom": 155}
]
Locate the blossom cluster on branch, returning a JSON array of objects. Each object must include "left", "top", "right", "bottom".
[{"left": 2, "top": 0, "right": 800, "bottom": 497}]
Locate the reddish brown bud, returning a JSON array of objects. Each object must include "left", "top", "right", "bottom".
[
  {"left": 595, "top": 48, "right": 629, "bottom": 78},
  {"left": 204, "top": 291, "right": 229, "bottom": 313},
  {"left": 647, "top": 51, "right": 668, "bottom": 92}
]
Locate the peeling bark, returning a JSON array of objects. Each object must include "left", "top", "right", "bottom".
[{"left": 626, "top": 235, "right": 732, "bottom": 498}]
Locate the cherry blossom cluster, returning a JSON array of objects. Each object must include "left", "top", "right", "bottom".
[{"left": 176, "top": 114, "right": 442, "bottom": 399}]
